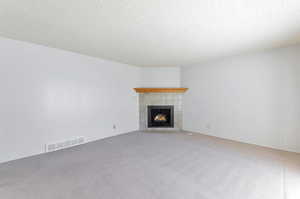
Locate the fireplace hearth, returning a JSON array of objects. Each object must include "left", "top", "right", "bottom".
[
  {"left": 135, "top": 89, "right": 188, "bottom": 131},
  {"left": 148, "top": 105, "right": 174, "bottom": 128}
]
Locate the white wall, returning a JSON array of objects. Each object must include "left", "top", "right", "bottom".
[
  {"left": 139, "top": 67, "right": 181, "bottom": 87},
  {"left": 0, "top": 37, "right": 140, "bottom": 163},
  {"left": 182, "top": 45, "right": 300, "bottom": 153},
  {"left": 2, "top": 35, "right": 299, "bottom": 164}
]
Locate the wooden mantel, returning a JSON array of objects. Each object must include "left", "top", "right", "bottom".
[{"left": 134, "top": 88, "right": 188, "bottom": 93}]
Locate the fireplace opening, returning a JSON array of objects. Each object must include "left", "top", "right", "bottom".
[{"left": 148, "top": 105, "right": 174, "bottom": 128}]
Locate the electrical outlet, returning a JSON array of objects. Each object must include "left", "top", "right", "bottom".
[
  {"left": 113, "top": 124, "right": 117, "bottom": 130},
  {"left": 205, "top": 123, "right": 211, "bottom": 130}
]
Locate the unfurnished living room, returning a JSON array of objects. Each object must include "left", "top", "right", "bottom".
[{"left": 0, "top": 1, "right": 300, "bottom": 199}]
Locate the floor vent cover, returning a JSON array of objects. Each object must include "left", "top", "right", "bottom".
[{"left": 45, "top": 137, "right": 85, "bottom": 152}]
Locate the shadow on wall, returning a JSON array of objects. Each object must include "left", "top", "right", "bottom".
[{"left": 182, "top": 43, "right": 300, "bottom": 153}]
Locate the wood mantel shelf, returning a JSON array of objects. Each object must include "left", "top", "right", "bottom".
[{"left": 134, "top": 88, "right": 188, "bottom": 93}]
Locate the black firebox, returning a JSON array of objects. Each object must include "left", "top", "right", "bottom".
[{"left": 148, "top": 105, "right": 174, "bottom": 128}]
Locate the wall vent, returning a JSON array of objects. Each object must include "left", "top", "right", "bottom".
[{"left": 45, "top": 137, "right": 85, "bottom": 152}]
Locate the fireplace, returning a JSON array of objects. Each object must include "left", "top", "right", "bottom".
[
  {"left": 135, "top": 89, "right": 187, "bottom": 130},
  {"left": 148, "top": 105, "right": 174, "bottom": 128}
]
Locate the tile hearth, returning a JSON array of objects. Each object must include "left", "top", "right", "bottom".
[{"left": 138, "top": 93, "right": 183, "bottom": 131}]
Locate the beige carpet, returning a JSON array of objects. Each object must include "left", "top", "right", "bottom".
[{"left": 0, "top": 131, "right": 300, "bottom": 199}]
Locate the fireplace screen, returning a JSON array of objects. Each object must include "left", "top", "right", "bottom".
[{"left": 148, "top": 105, "right": 174, "bottom": 128}]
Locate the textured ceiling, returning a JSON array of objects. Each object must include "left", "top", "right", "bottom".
[{"left": 0, "top": 0, "right": 300, "bottom": 67}]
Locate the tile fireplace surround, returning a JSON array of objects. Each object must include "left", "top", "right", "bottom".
[{"left": 135, "top": 88, "right": 188, "bottom": 131}]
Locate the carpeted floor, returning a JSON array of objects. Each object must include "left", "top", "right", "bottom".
[{"left": 0, "top": 131, "right": 300, "bottom": 199}]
